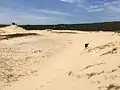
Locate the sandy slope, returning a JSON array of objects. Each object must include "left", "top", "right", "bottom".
[
  {"left": 0, "top": 25, "right": 25, "bottom": 33},
  {"left": 0, "top": 30, "right": 120, "bottom": 90}
]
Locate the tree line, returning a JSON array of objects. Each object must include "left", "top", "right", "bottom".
[{"left": 1, "top": 21, "right": 120, "bottom": 31}]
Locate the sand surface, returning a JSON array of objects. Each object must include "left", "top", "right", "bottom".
[{"left": 0, "top": 28, "right": 120, "bottom": 90}]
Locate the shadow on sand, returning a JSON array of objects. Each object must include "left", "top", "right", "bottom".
[
  {"left": 52, "top": 31, "right": 78, "bottom": 34},
  {"left": 0, "top": 33, "right": 40, "bottom": 40}
]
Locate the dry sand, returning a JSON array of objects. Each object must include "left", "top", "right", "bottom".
[
  {"left": 0, "top": 27, "right": 120, "bottom": 90},
  {"left": 0, "top": 25, "right": 25, "bottom": 34}
]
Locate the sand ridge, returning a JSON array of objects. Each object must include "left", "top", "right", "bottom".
[{"left": 0, "top": 25, "right": 25, "bottom": 34}]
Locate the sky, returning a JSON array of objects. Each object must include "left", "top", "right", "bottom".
[{"left": 0, "top": 0, "right": 120, "bottom": 24}]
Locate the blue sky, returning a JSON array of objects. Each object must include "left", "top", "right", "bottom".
[{"left": 0, "top": 0, "right": 120, "bottom": 24}]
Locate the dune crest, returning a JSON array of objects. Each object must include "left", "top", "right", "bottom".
[{"left": 0, "top": 25, "right": 26, "bottom": 33}]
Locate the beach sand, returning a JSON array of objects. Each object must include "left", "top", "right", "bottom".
[{"left": 0, "top": 26, "right": 120, "bottom": 90}]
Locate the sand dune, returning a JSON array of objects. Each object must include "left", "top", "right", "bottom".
[
  {"left": 0, "top": 29, "right": 120, "bottom": 90},
  {"left": 0, "top": 25, "right": 25, "bottom": 33}
]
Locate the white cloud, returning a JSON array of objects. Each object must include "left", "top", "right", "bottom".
[
  {"left": 103, "top": 0, "right": 119, "bottom": 6},
  {"left": 96, "top": 0, "right": 120, "bottom": 21},
  {"left": 60, "top": 0, "right": 84, "bottom": 4},
  {"left": 17, "top": 15, "right": 49, "bottom": 20},
  {"left": 60, "top": 0, "right": 120, "bottom": 14},
  {"left": 0, "top": 7, "right": 72, "bottom": 24},
  {"left": 87, "top": 8, "right": 104, "bottom": 12},
  {"left": 73, "top": 0, "right": 120, "bottom": 22},
  {"left": 60, "top": 0, "right": 75, "bottom": 3},
  {"left": 31, "top": 9, "right": 71, "bottom": 16},
  {"left": 103, "top": 1, "right": 120, "bottom": 13},
  {"left": 76, "top": 4, "right": 83, "bottom": 7},
  {"left": 88, "top": 5, "right": 100, "bottom": 9},
  {"left": 81, "top": 0, "right": 120, "bottom": 13},
  {"left": 63, "top": 0, "right": 120, "bottom": 13},
  {"left": 107, "top": 6, "right": 120, "bottom": 12},
  {"left": 85, "top": 5, "right": 104, "bottom": 12}
]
